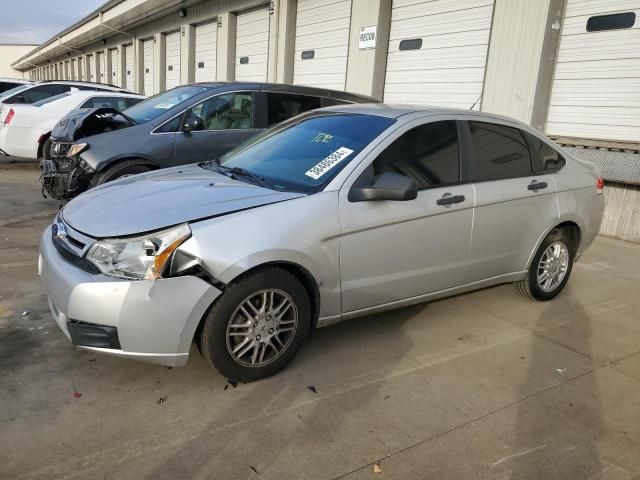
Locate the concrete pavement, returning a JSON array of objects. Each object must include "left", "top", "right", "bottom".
[{"left": 1, "top": 165, "right": 639, "bottom": 479}]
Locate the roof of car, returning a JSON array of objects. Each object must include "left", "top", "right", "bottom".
[
  {"left": 179, "top": 81, "right": 377, "bottom": 102},
  {"left": 314, "top": 103, "right": 532, "bottom": 126},
  {"left": 0, "top": 78, "right": 33, "bottom": 83},
  {"left": 35, "top": 80, "right": 132, "bottom": 92}
]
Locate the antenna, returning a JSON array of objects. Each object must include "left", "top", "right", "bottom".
[{"left": 469, "top": 94, "right": 482, "bottom": 111}]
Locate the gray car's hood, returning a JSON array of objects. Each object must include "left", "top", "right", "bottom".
[{"left": 62, "top": 164, "right": 305, "bottom": 238}]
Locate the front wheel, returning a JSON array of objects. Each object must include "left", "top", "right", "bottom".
[
  {"left": 200, "top": 268, "right": 311, "bottom": 382},
  {"left": 91, "top": 160, "right": 152, "bottom": 187},
  {"left": 515, "top": 228, "right": 574, "bottom": 301}
]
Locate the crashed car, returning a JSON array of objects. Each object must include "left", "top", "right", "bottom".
[
  {"left": 42, "top": 107, "right": 136, "bottom": 199},
  {"left": 39, "top": 105, "right": 604, "bottom": 382},
  {"left": 41, "top": 82, "right": 376, "bottom": 200}
]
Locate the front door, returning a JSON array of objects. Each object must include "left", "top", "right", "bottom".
[
  {"left": 339, "top": 119, "right": 474, "bottom": 313},
  {"left": 173, "top": 91, "right": 259, "bottom": 164}
]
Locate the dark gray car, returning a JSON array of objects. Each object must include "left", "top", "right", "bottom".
[{"left": 42, "top": 82, "right": 376, "bottom": 199}]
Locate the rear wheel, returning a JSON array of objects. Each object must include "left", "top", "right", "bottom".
[
  {"left": 200, "top": 267, "right": 311, "bottom": 382},
  {"left": 91, "top": 160, "right": 152, "bottom": 186},
  {"left": 515, "top": 228, "right": 574, "bottom": 301}
]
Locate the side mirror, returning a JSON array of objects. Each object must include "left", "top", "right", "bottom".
[
  {"left": 349, "top": 172, "right": 418, "bottom": 202},
  {"left": 182, "top": 116, "right": 201, "bottom": 134}
]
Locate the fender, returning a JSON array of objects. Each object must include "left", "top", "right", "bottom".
[
  {"left": 93, "top": 153, "right": 159, "bottom": 173},
  {"left": 524, "top": 214, "right": 585, "bottom": 271}
]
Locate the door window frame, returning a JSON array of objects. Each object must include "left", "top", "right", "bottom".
[{"left": 458, "top": 119, "right": 536, "bottom": 183}]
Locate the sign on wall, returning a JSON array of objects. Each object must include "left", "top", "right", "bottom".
[{"left": 359, "top": 25, "right": 377, "bottom": 49}]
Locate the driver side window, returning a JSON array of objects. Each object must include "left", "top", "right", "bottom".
[
  {"left": 186, "top": 92, "right": 254, "bottom": 131},
  {"left": 362, "top": 120, "right": 461, "bottom": 189}
]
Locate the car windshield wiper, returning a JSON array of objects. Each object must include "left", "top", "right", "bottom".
[{"left": 205, "top": 159, "right": 271, "bottom": 189}]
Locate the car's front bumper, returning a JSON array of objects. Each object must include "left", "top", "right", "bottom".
[{"left": 39, "top": 226, "right": 222, "bottom": 366}]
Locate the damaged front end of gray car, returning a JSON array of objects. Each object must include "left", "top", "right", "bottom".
[{"left": 40, "top": 107, "right": 135, "bottom": 200}]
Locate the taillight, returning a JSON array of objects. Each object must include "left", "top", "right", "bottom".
[
  {"left": 596, "top": 176, "right": 604, "bottom": 195},
  {"left": 4, "top": 108, "right": 14, "bottom": 125}
]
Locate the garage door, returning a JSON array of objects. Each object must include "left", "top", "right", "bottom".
[
  {"left": 109, "top": 49, "right": 120, "bottom": 86},
  {"left": 384, "top": 0, "right": 495, "bottom": 109},
  {"left": 97, "top": 52, "right": 106, "bottom": 83},
  {"left": 195, "top": 20, "right": 217, "bottom": 82},
  {"left": 546, "top": 1, "right": 640, "bottom": 143},
  {"left": 143, "top": 39, "right": 155, "bottom": 95},
  {"left": 87, "top": 55, "right": 95, "bottom": 82},
  {"left": 78, "top": 57, "right": 85, "bottom": 81},
  {"left": 165, "top": 31, "right": 181, "bottom": 90},
  {"left": 293, "top": 0, "right": 352, "bottom": 90},
  {"left": 235, "top": 6, "right": 270, "bottom": 82},
  {"left": 124, "top": 44, "right": 134, "bottom": 90}
]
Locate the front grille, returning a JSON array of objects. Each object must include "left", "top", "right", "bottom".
[{"left": 52, "top": 234, "right": 100, "bottom": 274}]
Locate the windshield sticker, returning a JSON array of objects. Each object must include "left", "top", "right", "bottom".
[
  {"left": 305, "top": 147, "right": 354, "bottom": 180},
  {"left": 312, "top": 132, "right": 333, "bottom": 143},
  {"left": 153, "top": 103, "right": 175, "bottom": 109}
]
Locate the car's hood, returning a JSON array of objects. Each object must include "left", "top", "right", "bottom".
[{"left": 62, "top": 164, "right": 305, "bottom": 238}]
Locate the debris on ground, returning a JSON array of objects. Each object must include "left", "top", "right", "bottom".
[
  {"left": 21, "top": 311, "right": 30, "bottom": 317},
  {"left": 224, "top": 379, "right": 238, "bottom": 390},
  {"left": 384, "top": 395, "right": 391, "bottom": 400},
  {"left": 250, "top": 465, "right": 258, "bottom": 474},
  {"left": 373, "top": 463, "right": 382, "bottom": 473},
  {"left": 157, "top": 396, "right": 167, "bottom": 404},
  {"left": 308, "top": 385, "right": 317, "bottom": 394},
  {"left": 556, "top": 368, "right": 566, "bottom": 374},
  {"left": 73, "top": 392, "right": 81, "bottom": 398}
]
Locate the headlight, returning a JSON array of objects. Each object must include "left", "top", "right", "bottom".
[
  {"left": 86, "top": 224, "right": 191, "bottom": 280},
  {"left": 68, "top": 142, "right": 88, "bottom": 157}
]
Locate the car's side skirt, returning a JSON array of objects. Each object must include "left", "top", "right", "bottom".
[{"left": 316, "top": 271, "right": 528, "bottom": 328}]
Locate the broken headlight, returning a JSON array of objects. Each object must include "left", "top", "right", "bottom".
[{"left": 86, "top": 224, "right": 191, "bottom": 280}]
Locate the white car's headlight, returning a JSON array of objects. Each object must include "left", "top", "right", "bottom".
[{"left": 86, "top": 224, "right": 191, "bottom": 280}]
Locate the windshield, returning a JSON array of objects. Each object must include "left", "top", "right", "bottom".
[
  {"left": 123, "top": 85, "right": 208, "bottom": 124},
  {"left": 211, "top": 113, "right": 395, "bottom": 193}
]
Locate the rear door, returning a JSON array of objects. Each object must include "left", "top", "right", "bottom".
[
  {"left": 172, "top": 91, "right": 258, "bottom": 164},
  {"left": 464, "top": 120, "right": 558, "bottom": 281}
]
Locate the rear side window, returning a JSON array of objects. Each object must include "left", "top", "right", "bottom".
[
  {"left": 468, "top": 122, "right": 533, "bottom": 181},
  {"left": 371, "top": 120, "right": 460, "bottom": 189},
  {"left": 524, "top": 132, "right": 566, "bottom": 173},
  {"left": 5, "top": 84, "right": 70, "bottom": 104},
  {"left": 266, "top": 93, "right": 322, "bottom": 126}
]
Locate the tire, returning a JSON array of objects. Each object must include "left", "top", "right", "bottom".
[
  {"left": 91, "top": 160, "right": 152, "bottom": 187},
  {"left": 41, "top": 138, "right": 53, "bottom": 160},
  {"left": 515, "top": 228, "right": 575, "bottom": 301},
  {"left": 200, "top": 267, "right": 311, "bottom": 382}
]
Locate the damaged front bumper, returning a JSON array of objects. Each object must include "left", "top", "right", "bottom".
[{"left": 40, "top": 154, "right": 94, "bottom": 200}]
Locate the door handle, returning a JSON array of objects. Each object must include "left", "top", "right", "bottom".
[
  {"left": 437, "top": 194, "right": 465, "bottom": 206},
  {"left": 528, "top": 181, "right": 548, "bottom": 191}
]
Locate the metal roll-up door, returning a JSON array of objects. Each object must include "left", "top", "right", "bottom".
[
  {"left": 110, "top": 49, "right": 120, "bottom": 86},
  {"left": 384, "top": 0, "right": 495, "bottom": 109},
  {"left": 165, "top": 31, "right": 181, "bottom": 90},
  {"left": 98, "top": 52, "right": 106, "bottom": 82},
  {"left": 124, "top": 44, "right": 134, "bottom": 90},
  {"left": 195, "top": 20, "right": 217, "bottom": 82},
  {"left": 87, "top": 55, "right": 95, "bottom": 82},
  {"left": 70, "top": 59, "right": 76, "bottom": 80},
  {"left": 77, "top": 57, "right": 84, "bottom": 81},
  {"left": 293, "top": 0, "right": 352, "bottom": 90},
  {"left": 546, "top": 1, "right": 640, "bottom": 143},
  {"left": 143, "top": 39, "right": 155, "bottom": 95},
  {"left": 235, "top": 6, "right": 270, "bottom": 82}
]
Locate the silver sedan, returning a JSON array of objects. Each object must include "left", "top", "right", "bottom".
[{"left": 39, "top": 105, "right": 604, "bottom": 381}]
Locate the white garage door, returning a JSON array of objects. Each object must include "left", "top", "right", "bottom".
[
  {"left": 143, "top": 39, "right": 155, "bottom": 95},
  {"left": 87, "top": 55, "right": 95, "bottom": 82},
  {"left": 235, "top": 6, "right": 270, "bottom": 82},
  {"left": 195, "top": 20, "right": 217, "bottom": 82},
  {"left": 97, "top": 52, "right": 106, "bottom": 83},
  {"left": 124, "top": 44, "right": 134, "bottom": 90},
  {"left": 293, "top": 0, "right": 351, "bottom": 90},
  {"left": 165, "top": 31, "right": 181, "bottom": 90},
  {"left": 109, "top": 49, "right": 120, "bottom": 86},
  {"left": 70, "top": 59, "right": 76, "bottom": 80},
  {"left": 546, "top": 1, "right": 640, "bottom": 143},
  {"left": 384, "top": 0, "right": 495, "bottom": 109}
]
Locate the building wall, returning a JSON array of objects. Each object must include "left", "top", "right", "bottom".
[{"left": 0, "top": 44, "right": 38, "bottom": 78}]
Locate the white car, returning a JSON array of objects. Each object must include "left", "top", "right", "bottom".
[{"left": 0, "top": 90, "right": 144, "bottom": 159}]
